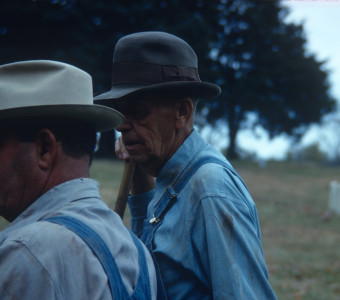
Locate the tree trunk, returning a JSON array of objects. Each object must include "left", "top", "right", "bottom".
[
  {"left": 226, "top": 97, "right": 239, "bottom": 160},
  {"left": 227, "top": 122, "right": 238, "bottom": 160}
]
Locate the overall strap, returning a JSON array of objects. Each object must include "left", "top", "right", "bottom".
[
  {"left": 151, "top": 156, "right": 245, "bottom": 223},
  {"left": 141, "top": 156, "right": 241, "bottom": 300},
  {"left": 45, "top": 216, "right": 150, "bottom": 300},
  {"left": 129, "top": 233, "right": 152, "bottom": 300}
]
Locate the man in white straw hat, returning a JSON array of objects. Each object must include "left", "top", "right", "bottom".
[
  {"left": 95, "top": 31, "right": 277, "bottom": 299},
  {"left": 0, "top": 60, "right": 156, "bottom": 300}
]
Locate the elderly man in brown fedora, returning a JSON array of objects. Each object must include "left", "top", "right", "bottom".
[
  {"left": 95, "top": 31, "right": 277, "bottom": 299},
  {"left": 0, "top": 60, "right": 156, "bottom": 300}
]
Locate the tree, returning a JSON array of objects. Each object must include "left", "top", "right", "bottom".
[
  {"left": 317, "top": 113, "right": 340, "bottom": 162},
  {"left": 0, "top": 0, "right": 221, "bottom": 156},
  {"left": 0, "top": 0, "right": 128, "bottom": 156},
  {"left": 199, "top": 0, "right": 335, "bottom": 158},
  {"left": 0, "top": 0, "right": 335, "bottom": 158}
]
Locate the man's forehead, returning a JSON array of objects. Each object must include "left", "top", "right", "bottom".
[
  {"left": 113, "top": 98, "right": 145, "bottom": 109},
  {"left": 113, "top": 96, "right": 167, "bottom": 108}
]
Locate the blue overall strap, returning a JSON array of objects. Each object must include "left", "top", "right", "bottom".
[
  {"left": 152, "top": 156, "right": 248, "bottom": 223},
  {"left": 141, "top": 156, "right": 247, "bottom": 300},
  {"left": 129, "top": 233, "right": 152, "bottom": 300},
  {"left": 46, "top": 216, "right": 130, "bottom": 300}
]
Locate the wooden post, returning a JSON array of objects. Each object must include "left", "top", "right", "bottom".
[{"left": 115, "top": 161, "right": 136, "bottom": 219}]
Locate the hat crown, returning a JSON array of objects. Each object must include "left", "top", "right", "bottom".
[
  {"left": 94, "top": 31, "right": 221, "bottom": 101},
  {"left": 0, "top": 60, "right": 93, "bottom": 110},
  {"left": 0, "top": 60, "right": 124, "bottom": 131},
  {"left": 113, "top": 31, "right": 198, "bottom": 68}
]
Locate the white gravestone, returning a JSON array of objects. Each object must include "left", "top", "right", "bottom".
[{"left": 329, "top": 181, "right": 340, "bottom": 214}]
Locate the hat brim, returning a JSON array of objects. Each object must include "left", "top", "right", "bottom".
[
  {"left": 0, "top": 104, "right": 125, "bottom": 132},
  {"left": 94, "top": 81, "right": 221, "bottom": 103}
]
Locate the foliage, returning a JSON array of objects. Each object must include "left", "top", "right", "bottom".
[
  {"left": 287, "top": 142, "right": 328, "bottom": 163},
  {"left": 0, "top": 0, "right": 335, "bottom": 157},
  {"left": 200, "top": 0, "right": 335, "bottom": 158},
  {"left": 318, "top": 113, "right": 340, "bottom": 163},
  {"left": 0, "top": 0, "right": 220, "bottom": 155}
]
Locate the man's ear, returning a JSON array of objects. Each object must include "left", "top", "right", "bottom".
[
  {"left": 35, "top": 129, "right": 58, "bottom": 170},
  {"left": 175, "top": 97, "right": 194, "bottom": 129}
]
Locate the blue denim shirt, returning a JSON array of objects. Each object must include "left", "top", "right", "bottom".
[
  {"left": 0, "top": 178, "right": 157, "bottom": 300},
  {"left": 128, "top": 130, "right": 277, "bottom": 299}
]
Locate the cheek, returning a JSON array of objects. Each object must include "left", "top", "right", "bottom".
[
  {"left": 139, "top": 121, "right": 173, "bottom": 147},
  {"left": 131, "top": 105, "right": 177, "bottom": 155},
  {"left": 0, "top": 160, "right": 23, "bottom": 218},
  {"left": 0, "top": 147, "right": 36, "bottom": 219},
  {"left": 0, "top": 151, "right": 20, "bottom": 193}
]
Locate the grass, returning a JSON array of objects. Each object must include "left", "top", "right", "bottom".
[
  {"left": 1, "top": 158, "right": 340, "bottom": 299},
  {"left": 90, "top": 159, "right": 131, "bottom": 227},
  {"left": 232, "top": 160, "right": 340, "bottom": 300}
]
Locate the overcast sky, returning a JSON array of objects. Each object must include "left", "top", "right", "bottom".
[
  {"left": 284, "top": 0, "right": 340, "bottom": 99},
  {"left": 235, "top": 0, "right": 340, "bottom": 160}
]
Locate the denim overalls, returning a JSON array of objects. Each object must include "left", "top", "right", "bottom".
[
  {"left": 140, "top": 157, "right": 244, "bottom": 300},
  {"left": 46, "top": 215, "right": 152, "bottom": 300}
]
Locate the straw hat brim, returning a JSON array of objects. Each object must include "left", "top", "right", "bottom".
[{"left": 0, "top": 104, "right": 125, "bottom": 132}]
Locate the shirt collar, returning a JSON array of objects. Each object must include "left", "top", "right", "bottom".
[
  {"left": 155, "top": 129, "right": 206, "bottom": 198},
  {"left": 2, "top": 178, "right": 100, "bottom": 234}
]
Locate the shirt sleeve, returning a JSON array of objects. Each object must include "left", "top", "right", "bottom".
[
  {"left": 192, "top": 167, "right": 277, "bottom": 299},
  {"left": 128, "top": 189, "right": 155, "bottom": 237},
  {"left": 0, "top": 240, "right": 57, "bottom": 299},
  {"left": 202, "top": 197, "right": 276, "bottom": 299}
]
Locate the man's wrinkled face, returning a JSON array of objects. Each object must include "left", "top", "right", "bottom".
[
  {"left": 114, "top": 97, "right": 179, "bottom": 170},
  {"left": 0, "top": 134, "right": 36, "bottom": 221}
]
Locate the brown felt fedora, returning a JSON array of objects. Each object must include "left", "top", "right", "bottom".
[
  {"left": 94, "top": 31, "right": 221, "bottom": 104},
  {"left": 0, "top": 60, "right": 124, "bottom": 132}
]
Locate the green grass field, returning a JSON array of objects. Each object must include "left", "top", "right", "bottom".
[
  {"left": 232, "top": 160, "right": 340, "bottom": 300},
  {"left": 1, "top": 158, "right": 340, "bottom": 299}
]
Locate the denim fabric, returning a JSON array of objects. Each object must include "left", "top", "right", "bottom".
[
  {"left": 0, "top": 178, "right": 157, "bottom": 300},
  {"left": 46, "top": 216, "right": 152, "bottom": 300},
  {"left": 128, "top": 130, "right": 277, "bottom": 299}
]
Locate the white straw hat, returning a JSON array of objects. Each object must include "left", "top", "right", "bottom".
[{"left": 0, "top": 60, "right": 124, "bottom": 131}]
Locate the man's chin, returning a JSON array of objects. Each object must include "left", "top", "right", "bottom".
[{"left": 127, "top": 152, "right": 148, "bottom": 163}]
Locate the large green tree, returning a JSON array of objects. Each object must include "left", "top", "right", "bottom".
[
  {"left": 200, "top": 0, "right": 335, "bottom": 158},
  {"left": 0, "top": 0, "right": 220, "bottom": 156},
  {"left": 0, "top": 0, "right": 335, "bottom": 158}
]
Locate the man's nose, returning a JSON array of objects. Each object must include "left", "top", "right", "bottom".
[{"left": 116, "top": 115, "right": 132, "bottom": 132}]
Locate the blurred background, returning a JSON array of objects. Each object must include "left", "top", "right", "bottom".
[
  {"left": 1, "top": 0, "right": 339, "bottom": 163},
  {"left": 1, "top": 1, "right": 340, "bottom": 299}
]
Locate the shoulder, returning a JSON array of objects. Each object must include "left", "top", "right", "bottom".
[
  {"left": 1, "top": 220, "right": 92, "bottom": 261},
  {"left": 0, "top": 215, "right": 134, "bottom": 276},
  {"left": 188, "top": 154, "right": 245, "bottom": 194},
  {"left": 0, "top": 216, "right": 144, "bottom": 299},
  {"left": 186, "top": 152, "right": 255, "bottom": 211},
  {"left": 0, "top": 220, "right": 62, "bottom": 246},
  {"left": 0, "top": 222, "right": 65, "bottom": 298}
]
